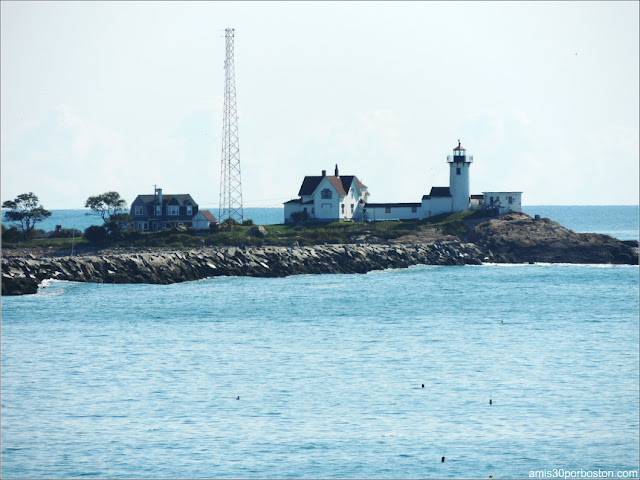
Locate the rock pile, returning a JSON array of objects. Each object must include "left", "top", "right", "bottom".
[
  {"left": 2, "top": 241, "right": 487, "bottom": 296},
  {"left": 467, "top": 212, "right": 638, "bottom": 264}
]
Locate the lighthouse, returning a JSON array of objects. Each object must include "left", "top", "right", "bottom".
[{"left": 448, "top": 139, "right": 473, "bottom": 211}]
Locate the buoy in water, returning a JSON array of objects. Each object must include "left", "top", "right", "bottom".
[
  {"left": 489, "top": 399, "right": 492, "bottom": 405},
  {"left": 441, "top": 455, "right": 445, "bottom": 463},
  {"left": 421, "top": 384, "right": 424, "bottom": 388},
  {"left": 236, "top": 396, "right": 240, "bottom": 400}
]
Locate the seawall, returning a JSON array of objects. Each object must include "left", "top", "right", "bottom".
[{"left": 2, "top": 241, "right": 487, "bottom": 296}]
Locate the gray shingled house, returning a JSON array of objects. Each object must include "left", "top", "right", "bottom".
[{"left": 130, "top": 187, "right": 199, "bottom": 231}]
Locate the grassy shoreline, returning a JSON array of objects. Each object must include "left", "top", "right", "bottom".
[{"left": 2, "top": 210, "right": 492, "bottom": 255}]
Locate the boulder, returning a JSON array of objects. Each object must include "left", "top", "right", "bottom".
[{"left": 246, "top": 225, "right": 268, "bottom": 237}]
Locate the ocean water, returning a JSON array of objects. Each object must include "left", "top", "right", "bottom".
[
  {"left": 521, "top": 206, "right": 639, "bottom": 241},
  {"left": 4, "top": 205, "right": 639, "bottom": 241},
  {"left": 1, "top": 207, "right": 639, "bottom": 479}
]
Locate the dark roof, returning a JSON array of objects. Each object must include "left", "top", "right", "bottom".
[
  {"left": 365, "top": 203, "right": 421, "bottom": 208},
  {"left": 338, "top": 175, "right": 367, "bottom": 192},
  {"left": 298, "top": 175, "right": 366, "bottom": 197},
  {"left": 298, "top": 177, "right": 324, "bottom": 196},
  {"left": 284, "top": 199, "right": 301, "bottom": 205},
  {"left": 429, "top": 187, "right": 452, "bottom": 197},
  {"left": 470, "top": 194, "right": 484, "bottom": 200},
  {"left": 134, "top": 194, "right": 197, "bottom": 205},
  {"left": 199, "top": 210, "right": 217, "bottom": 221}
]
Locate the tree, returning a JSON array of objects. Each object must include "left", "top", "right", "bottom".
[
  {"left": 104, "top": 212, "right": 132, "bottom": 240},
  {"left": 85, "top": 191, "right": 127, "bottom": 222},
  {"left": 2, "top": 192, "right": 52, "bottom": 239}
]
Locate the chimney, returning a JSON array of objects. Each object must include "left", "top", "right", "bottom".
[
  {"left": 321, "top": 170, "right": 326, "bottom": 177},
  {"left": 156, "top": 187, "right": 163, "bottom": 205},
  {"left": 335, "top": 164, "right": 339, "bottom": 177}
]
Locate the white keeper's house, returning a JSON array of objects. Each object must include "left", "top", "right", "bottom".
[
  {"left": 284, "top": 165, "right": 370, "bottom": 223},
  {"left": 283, "top": 141, "right": 522, "bottom": 223}
]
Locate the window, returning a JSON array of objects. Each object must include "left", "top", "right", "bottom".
[
  {"left": 186, "top": 205, "right": 193, "bottom": 215},
  {"left": 350, "top": 204, "right": 354, "bottom": 213},
  {"left": 385, "top": 207, "right": 391, "bottom": 213},
  {"left": 508, "top": 196, "right": 513, "bottom": 204},
  {"left": 167, "top": 205, "right": 179, "bottom": 216},
  {"left": 155, "top": 205, "right": 162, "bottom": 216},
  {"left": 412, "top": 206, "right": 417, "bottom": 213},
  {"left": 303, "top": 207, "right": 307, "bottom": 213},
  {"left": 321, "top": 189, "right": 332, "bottom": 199},
  {"left": 456, "top": 168, "right": 461, "bottom": 175},
  {"left": 134, "top": 206, "right": 144, "bottom": 216},
  {"left": 312, "top": 208, "right": 315, "bottom": 214},
  {"left": 341, "top": 204, "right": 345, "bottom": 214}
]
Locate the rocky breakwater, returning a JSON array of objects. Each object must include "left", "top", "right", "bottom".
[
  {"left": 467, "top": 212, "right": 639, "bottom": 264},
  {"left": 2, "top": 241, "right": 487, "bottom": 296}
]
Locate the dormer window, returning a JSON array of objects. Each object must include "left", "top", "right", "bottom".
[
  {"left": 186, "top": 205, "right": 193, "bottom": 215},
  {"left": 321, "top": 188, "right": 332, "bottom": 199},
  {"left": 167, "top": 205, "right": 179, "bottom": 216},
  {"left": 155, "top": 205, "right": 162, "bottom": 216}
]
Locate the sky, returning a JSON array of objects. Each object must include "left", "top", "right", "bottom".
[{"left": 1, "top": 1, "right": 638, "bottom": 210}]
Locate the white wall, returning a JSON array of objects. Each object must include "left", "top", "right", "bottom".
[
  {"left": 363, "top": 205, "right": 422, "bottom": 221},
  {"left": 449, "top": 160, "right": 471, "bottom": 212},
  {"left": 482, "top": 192, "right": 522, "bottom": 213},
  {"left": 422, "top": 196, "right": 453, "bottom": 218},
  {"left": 470, "top": 197, "right": 483, "bottom": 210},
  {"left": 313, "top": 177, "right": 340, "bottom": 221},
  {"left": 284, "top": 202, "right": 303, "bottom": 223},
  {"left": 192, "top": 212, "right": 211, "bottom": 230}
]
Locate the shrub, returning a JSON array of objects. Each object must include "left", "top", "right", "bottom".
[
  {"left": 220, "top": 218, "right": 240, "bottom": 231},
  {"left": 242, "top": 219, "right": 254, "bottom": 226},
  {"left": 2, "top": 224, "right": 23, "bottom": 243},
  {"left": 290, "top": 211, "right": 309, "bottom": 223},
  {"left": 84, "top": 225, "right": 108, "bottom": 244},
  {"left": 49, "top": 228, "right": 83, "bottom": 239}
]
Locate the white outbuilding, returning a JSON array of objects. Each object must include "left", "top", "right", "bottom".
[
  {"left": 192, "top": 210, "right": 217, "bottom": 230},
  {"left": 482, "top": 192, "right": 522, "bottom": 214}
]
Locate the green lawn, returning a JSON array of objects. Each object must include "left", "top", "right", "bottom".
[{"left": 2, "top": 210, "right": 491, "bottom": 252}]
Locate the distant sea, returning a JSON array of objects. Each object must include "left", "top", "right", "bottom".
[
  {"left": 1, "top": 206, "right": 638, "bottom": 478},
  {"left": 8, "top": 205, "right": 640, "bottom": 241}
]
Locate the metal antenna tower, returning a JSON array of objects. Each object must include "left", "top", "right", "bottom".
[{"left": 219, "top": 27, "right": 243, "bottom": 224}]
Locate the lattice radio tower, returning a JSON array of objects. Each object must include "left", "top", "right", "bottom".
[{"left": 219, "top": 27, "right": 243, "bottom": 224}]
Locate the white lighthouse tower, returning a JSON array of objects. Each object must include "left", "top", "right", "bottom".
[{"left": 448, "top": 139, "right": 473, "bottom": 212}]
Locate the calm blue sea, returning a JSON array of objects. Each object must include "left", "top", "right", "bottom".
[{"left": 1, "top": 207, "right": 639, "bottom": 479}]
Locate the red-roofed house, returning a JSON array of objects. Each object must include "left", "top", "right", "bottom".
[
  {"left": 284, "top": 165, "right": 369, "bottom": 223},
  {"left": 192, "top": 210, "right": 217, "bottom": 230}
]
